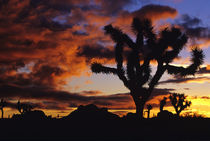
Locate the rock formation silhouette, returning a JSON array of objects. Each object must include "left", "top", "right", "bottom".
[
  {"left": 63, "top": 104, "right": 119, "bottom": 121},
  {"left": 169, "top": 93, "right": 191, "bottom": 116},
  {"left": 91, "top": 17, "right": 204, "bottom": 118}
]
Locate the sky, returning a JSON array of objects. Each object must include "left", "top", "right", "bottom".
[{"left": 1, "top": 0, "right": 210, "bottom": 118}]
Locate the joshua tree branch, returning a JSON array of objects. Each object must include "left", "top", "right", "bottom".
[
  {"left": 166, "top": 47, "right": 204, "bottom": 76},
  {"left": 123, "top": 34, "right": 137, "bottom": 50},
  {"left": 91, "top": 63, "right": 117, "bottom": 74},
  {"left": 137, "top": 58, "right": 151, "bottom": 86},
  {"left": 104, "top": 24, "right": 136, "bottom": 50},
  {"left": 148, "top": 61, "right": 166, "bottom": 94},
  {"left": 91, "top": 63, "right": 129, "bottom": 88},
  {"left": 115, "top": 42, "right": 124, "bottom": 70},
  {"left": 117, "top": 69, "right": 129, "bottom": 89}
]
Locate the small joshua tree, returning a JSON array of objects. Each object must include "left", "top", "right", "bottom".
[
  {"left": 157, "top": 97, "right": 174, "bottom": 118},
  {"left": 159, "top": 97, "right": 167, "bottom": 112},
  {"left": 17, "top": 100, "right": 33, "bottom": 114},
  {"left": 91, "top": 17, "right": 204, "bottom": 118},
  {"left": 146, "top": 104, "right": 152, "bottom": 118},
  {"left": 169, "top": 93, "right": 191, "bottom": 116},
  {"left": 0, "top": 99, "right": 6, "bottom": 119}
]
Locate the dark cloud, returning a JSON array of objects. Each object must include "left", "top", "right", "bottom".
[
  {"left": 81, "top": 90, "right": 102, "bottom": 96},
  {"left": 32, "top": 64, "right": 65, "bottom": 86},
  {"left": 0, "top": 83, "right": 174, "bottom": 110},
  {"left": 184, "top": 88, "right": 190, "bottom": 90},
  {"left": 197, "top": 66, "right": 210, "bottom": 74},
  {"left": 180, "top": 14, "right": 201, "bottom": 27},
  {"left": 113, "top": 4, "right": 178, "bottom": 27},
  {"left": 132, "top": 4, "right": 177, "bottom": 21},
  {"left": 201, "top": 96, "right": 210, "bottom": 99},
  {"left": 159, "top": 77, "right": 210, "bottom": 84},
  {"left": 96, "top": 0, "right": 132, "bottom": 15},
  {"left": 176, "top": 14, "right": 210, "bottom": 41},
  {"left": 150, "top": 88, "right": 174, "bottom": 98},
  {"left": 2, "top": 100, "right": 45, "bottom": 111},
  {"left": 77, "top": 45, "right": 114, "bottom": 60}
]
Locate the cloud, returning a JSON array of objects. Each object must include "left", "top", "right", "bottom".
[
  {"left": 0, "top": 1, "right": 183, "bottom": 113},
  {"left": 132, "top": 4, "right": 177, "bottom": 21},
  {"left": 159, "top": 77, "right": 210, "bottom": 84},
  {"left": 197, "top": 65, "right": 210, "bottom": 74},
  {"left": 77, "top": 45, "right": 114, "bottom": 61},
  {"left": 178, "top": 15, "right": 209, "bottom": 39},
  {"left": 0, "top": 1, "right": 180, "bottom": 90},
  {"left": 81, "top": 90, "right": 103, "bottom": 96},
  {"left": 176, "top": 14, "right": 210, "bottom": 49},
  {"left": 114, "top": 4, "right": 178, "bottom": 27},
  {"left": 200, "top": 96, "right": 210, "bottom": 99},
  {"left": 95, "top": 0, "right": 133, "bottom": 15},
  {"left": 0, "top": 83, "right": 174, "bottom": 110}
]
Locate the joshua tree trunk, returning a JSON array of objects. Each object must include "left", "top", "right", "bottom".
[
  {"left": 132, "top": 95, "right": 140, "bottom": 118},
  {"left": 131, "top": 91, "right": 147, "bottom": 118},
  {"left": 1, "top": 108, "right": 3, "bottom": 119},
  {"left": 176, "top": 110, "right": 181, "bottom": 117},
  {"left": 139, "top": 101, "right": 145, "bottom": 119},
  {"left": 147, "top": 110, "right": 150, "bottom": 118}
]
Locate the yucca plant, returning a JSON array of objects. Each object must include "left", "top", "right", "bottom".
[
  {"left": 146, "top": 104, "right": 152, "bottom": 118},
  {"left": 91, "top": 17, "right": 204, "bottom": 118}
]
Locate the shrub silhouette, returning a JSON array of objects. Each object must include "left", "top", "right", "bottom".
[
  {"left": 146, "top": 104, "right": 152, "bottom": 118},
  {"left": 182, "top": 111, "right": 205, "bottom": 118},
  {"left": 91, "top": 17, "right": 204, "bottom": 118},
  {"left": 12, "top": 110, "right": 47, "bottom": 120},
  {"left": 0, "top": 99, "right": 6, "bottom": 119},
  {"left": 169, "top": 93, "right": 191, "bottom": 116}
]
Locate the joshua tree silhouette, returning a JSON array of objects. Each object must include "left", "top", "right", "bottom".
[
  {"left": 146, "top": 104, "right": 152, "bottom": 118},
  {"left": 160, "top": 97, "right": 167, "bottom": 112},
  {"left": 157, "top": 97, "right": 174, "bottom": 119},
  {"left": 17, "top": 100, "right": 33, "bottom": 114},
  {"left": 169, "top": 93, "right": 191, "bottom": 116},
  {"left": 91, "top": 17, "right": 204, "bottom": 118},
  {"left": 0, "top": 99, "right": 6, "bottom": 119}
]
